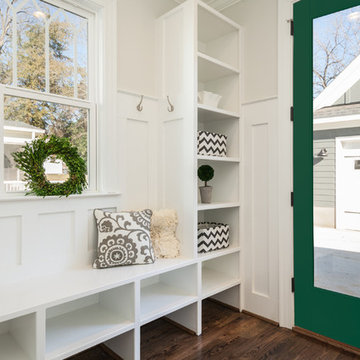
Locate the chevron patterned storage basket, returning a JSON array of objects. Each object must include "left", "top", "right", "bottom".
[
  {"left": 197, "top": 222, "right": 230, "bottom": 253},
  {"left": 197, "top": 131, "right": 227, "bottom": 157}
]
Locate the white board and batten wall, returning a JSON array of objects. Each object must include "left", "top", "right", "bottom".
[
  {"left": 0, "top": 194, "right": 122, "bottom": 285},
  {"left": 223, "top": 0, "right": 295, "bottom": 327},
  {"left": 116, "top": 0, "right": 294, "bottom": 338},
  {"left": 118, "top": 0, "right": 243, "bottom": 311},
  {"left": 242, "top": 98, "right": 280, "bottom": 322},
  {"left": 0, "top": 0, "right": 296, "bottom": 359},
  {"left": 222, "top": 0, "right": 281, "bottom": 322},
  {"left": 119, "top": 0, "right": 294, "bottom": 329},
  {"left": 0, "top": 0, "right": 120, "bottom": 284},
  {"left": 115, "top": 3, "right": 244, "bottom": 357},
  {"left": 119, "top": 0, "right": 293, "bottom": 327},
  {"left": 0, "top": 2, "right": 243, "bottom": 360}
]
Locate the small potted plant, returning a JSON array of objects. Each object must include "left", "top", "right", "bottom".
[{"left": 198, "top": 165, "right": 214, "bottom": 203}]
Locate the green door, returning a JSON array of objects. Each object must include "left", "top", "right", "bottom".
[{"left": 294, "top": 0, "right": 360, "bottom": 349}]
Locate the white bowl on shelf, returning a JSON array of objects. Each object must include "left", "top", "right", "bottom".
[{"left": 198, "top": 91, "right": 222, "bottom": 108}]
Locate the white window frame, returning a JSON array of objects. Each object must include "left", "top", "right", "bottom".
[{"left": 0, "top": 0, "right": 99, "bottom": 195}]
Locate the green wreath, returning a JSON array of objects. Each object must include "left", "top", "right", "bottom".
[{"left": 13, "top": 135, "right": 87, "bottom": 197}]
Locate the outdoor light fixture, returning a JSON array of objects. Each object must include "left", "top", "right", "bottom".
[
  {"left": 348, "top": 11, "right": 360, "bottom": 21},
  {"left": 317, "top": 148, "right": 328, "bottom": 157},
  {"left": 33, "top": 11, "right": 47, "bottom": 19}
]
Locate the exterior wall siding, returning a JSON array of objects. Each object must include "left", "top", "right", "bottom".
[{"left": 313, "top": 138, "right": 335, "bottom": 207}]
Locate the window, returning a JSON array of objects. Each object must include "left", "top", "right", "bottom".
[{"left": 0, "top": 0, "right": 96, "bottom": 193}]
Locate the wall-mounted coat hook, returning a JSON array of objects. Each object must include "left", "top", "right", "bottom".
[
  {"left": 137, "top": 95, "right": 144, "bottom": 112},
  {"left": 167, "top": 96, "right": 174, "bottom": 112}
]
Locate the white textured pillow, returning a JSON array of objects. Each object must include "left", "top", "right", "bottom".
[
  {"left": 150, "top": 209, "right": 180, "bottom": 258},
  {"left": 93, "top": 209, "right": 155, "bottom": 268}
]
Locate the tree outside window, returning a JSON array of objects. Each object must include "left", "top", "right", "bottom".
[{"left": 0, "top": 0, "right": 93, "bottom": 192}]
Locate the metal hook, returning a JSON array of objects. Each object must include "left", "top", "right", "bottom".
[
  {"left": 167, "top": 96, "right": 174, "bottom": 112},
  {"left": 136, "top": 95, "right": 144, "bottom": 112}
]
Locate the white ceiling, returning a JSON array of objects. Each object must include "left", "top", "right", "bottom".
[{"left": 174, "top": 0, "right": 242, "bottom": 12}]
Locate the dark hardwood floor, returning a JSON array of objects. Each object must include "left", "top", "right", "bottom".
[{"left": 69, "top": 300, "right": 358, "bottom": 360}]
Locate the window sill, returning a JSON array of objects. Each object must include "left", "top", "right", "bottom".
[{"left": 0, "top": 191, "right": 122, "bottom": 202}]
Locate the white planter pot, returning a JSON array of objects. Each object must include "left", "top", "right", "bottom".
[{"left": 199, "top": 186, "right": 212, "bottom": 203}]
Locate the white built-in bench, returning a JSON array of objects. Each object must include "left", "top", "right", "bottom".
[{"left": 0, "top": 248, "right": 241, "bottom": 360}]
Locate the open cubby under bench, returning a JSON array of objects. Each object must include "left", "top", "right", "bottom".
[{"left": 0, "top": 252, "right": 241, "bottom": 360}]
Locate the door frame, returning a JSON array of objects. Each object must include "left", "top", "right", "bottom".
[{"left": 277, "top": 0, "right": 297, "bottom": 329}]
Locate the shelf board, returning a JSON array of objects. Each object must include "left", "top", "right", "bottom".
[
  {"left": 198, "top": 246, "right": 241, "bottom": 262},
  {"left": 198, "top": 1, "right": 240, "bottom": 43},
  {"left": 198, "top": 104, "right": 240, "bottom": 122},
  {"left": 202, "top": 268, "right": 241, "bottom": 299},
  {"left": 198, "top": 52, "right": 239, "bottom": 82},
  {"left": 198, "top": 202, "right": 240, "bottom": 211},
  {"left": 46, "top": 304, "right": 133, "bottom": 359},
  {"left": 0, "top": 258, "right": 197, "bottom": 320},
  {"left": 140, "top": 283, "right": 197, "bottom": 325},
  {"left": 0, "top": 333, "right": 30, "bottom": 360},
  {"left": 197, "top": 155, "right": 240, "bottom": 163}
]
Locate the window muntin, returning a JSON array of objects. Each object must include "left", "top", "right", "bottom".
[
  {"left": 0, "top": 0, "right": 88, "bottom": 99},
  {"left": 4, "top": 95, "right": 89, "bottom": 192},
  {"left": 0, "top": 0, "right": 95, "bottom": 194}
]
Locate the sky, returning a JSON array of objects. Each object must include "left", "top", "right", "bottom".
[{"left": 313, "top": 5, "right": 360, "bottom": 97}]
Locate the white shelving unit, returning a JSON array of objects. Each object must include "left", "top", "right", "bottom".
[
  {"left": 197, "top": 155, "right": 240, "bottom": 163},
  {"left": 0, "top": 259, "right": 202, "bottom": 360},
  {"left": 46, "top": 305, "right": 133, "bottom": 357},
  {"left": 201, "top": 253, "right": 241, "bottom": 299},
  {"left": 198, "top": 161, "right": 239, "bottom": 203},
  {"left": 198, "top": 1, "right": 240, "bottom": 69},
  {"left": 45, "top": 284, "right": 134, "bottom": 359},
  {"left": 198, "top": 245, "right": 241, "bottom": 261},
  {"left": 198, "top": 104, "right": 240, "bottom": 121},
  {"left": 0, "top": 2, "right": 243, "bottom": 360},
  {"left": 198, "top": 52, "right": 239, "bottom": 82},
  {"left": 198, "top": 202, "right": 240, "bottom": 211},
  {"left": 196, "top": 0, "right": 243, "bottom": 322},
  {"left": 0, "top": 334, "right": 30, "bottom": 360},
  {"left": 198, "top": 206, "right": 241, "bottom": 250},
  {"left": 140, "top": 265, "right": 198, "bottom": 324},
  {"left": 197, "top": 2, "right": 240, "bottom": 114},
  {"left": 0, "top": 313, "right": 36, "bottom": 360}
]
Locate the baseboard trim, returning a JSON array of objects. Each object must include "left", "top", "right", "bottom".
[
  {"left": 292, "top": 326, "right": 360, "bottom": 356},
  {"left": 163, "top": 317, "right": 197, "bottom": 335},
  {"left": 242, "top": 310, "right": 279, "bottom": 327}
]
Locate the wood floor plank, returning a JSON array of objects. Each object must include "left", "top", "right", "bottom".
[
  {"left": 69, "top": 300, "right": 358, "bottom": 360},
  {"left": 67, "top": 346, "right": 114, "bottom": 360}
]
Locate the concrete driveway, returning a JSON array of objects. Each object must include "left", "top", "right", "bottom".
[{"left": 314, "top": 227, "right": 360, "bottom": 298}]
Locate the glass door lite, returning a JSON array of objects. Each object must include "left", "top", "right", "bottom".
[{"left": 294, "top": 0, "right": 360, "bottom": 350}]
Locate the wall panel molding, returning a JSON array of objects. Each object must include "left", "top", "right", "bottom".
[
  {"left": 0, "top": 216, "right": 22, "bottom": 268},
  {"left": 250, "top": 122, "right": 270, "bottom": 297},
  {"left": 0, "top": 195, "right": 121, "bottom": 285},
  {"left": 244, "top": 98, "right": 279, "bottom": 322},
  {"left": 117, "top": 91, "right": 159, "bottom": 210}
]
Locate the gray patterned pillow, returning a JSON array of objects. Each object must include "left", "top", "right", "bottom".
[{"left": 93, "top": 209, "right": 155, "bottom": 268}]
